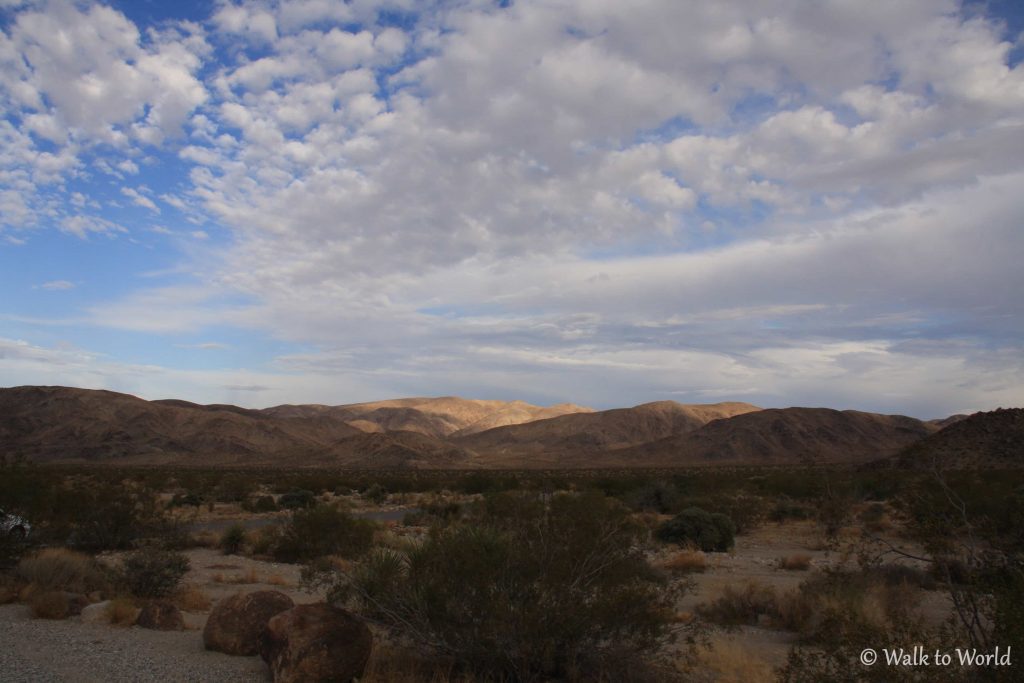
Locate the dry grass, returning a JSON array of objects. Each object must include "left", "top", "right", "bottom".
[
  {"left": 173, "top": 584, "right": 212, "bottom": 611},
  {"left": 697, "top": 581, "right": 779, "bottom": 628},
  {"left": 265, "top": 573, "right": 290, "bottom": 587},
  {"left": 212, "top": 567, "right": 261, "bottom": 585},
  {"left": 0, "top": 575, "right": 20, "bottom": 605},
  {"left": 189, "top": 531, "right": 221, "bottom": 549},
  {"left": 361, "top": 643, "right": 477, "bottom": 683},
  {"left": 778, "top": 553, "right": 812, "bottom": 571},
  {"left": 16, "top": 548, "right": 109, "bottom": 594},
  {"left": 661, "top": 549, "right": 708, "bottom": 573},
  {"left": 29, "top": 590, "right": 71, "bottom": 620},
  {"left": 106, "top": 597, "right": 139, "bottom": 626},
  {"left": 695, "top": 639, "right": 776, "bottom": 683}
]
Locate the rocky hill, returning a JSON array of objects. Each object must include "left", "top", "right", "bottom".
[
  {"left": 0, "top": 386, "right": 977, "bottom": 469},
  {"left": 618, "top": 408, "right": 937, "bottom": 467},
  {"left": 888, "top": 408, "right": 1024, "bottom": 469}
]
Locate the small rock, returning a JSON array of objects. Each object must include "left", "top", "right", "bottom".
[
  {"left": 203, "top": 590, "right": 295, "bottom": 656},
  {"left": 259, "top": 604, "right": 371, "bottom": 683},
  {"left": 80, "top": 600, "right": 112, "bottom": 624},
  {"left": 135, "top": 602, "right": 184, "bottom": 631}
]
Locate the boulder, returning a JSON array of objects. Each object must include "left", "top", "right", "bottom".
[
  {"left": 259, "top": 604, "right": 372, "bottom": 683},
  {"left": 80, "top": 600, "right": 111, "bottom": 624},
  {"left": 135, "top": 602, "right": 184, "bottom": 630},
  {"left": 203, "top": 590, "right": 295, "bottom": 656}
]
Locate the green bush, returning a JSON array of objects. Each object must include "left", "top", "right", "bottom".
[
  {"left": 220, "top": 524, "right": 246, "bottom": 555},
  {"left": 273, "top": 506, "right": 374, "bottom": 563},
  {"left": 278, "top": 490, "right": 316, "bottom": 510},
  {"left": 121, "top": 547, "right": 189, "bottom": 598},
  {"left": 324, "top": 491, "right": 677, "bottom": 680},
  {"left": 363, "top": 484, "right": 386, "bottom": 505},
  {"left": 243, "top": 495, "right": 277, "bottom": 513},
  {"left": 656, "top": 507, "right": 735, "bottom": 552}
]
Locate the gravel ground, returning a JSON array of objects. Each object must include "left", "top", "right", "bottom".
[{"left": 0, "top": 604, "right": 271, "bottom": 683}]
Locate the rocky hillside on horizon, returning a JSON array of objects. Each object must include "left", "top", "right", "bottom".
[{"left": 0, "top": 385, "right": 987, "bottom": 469}]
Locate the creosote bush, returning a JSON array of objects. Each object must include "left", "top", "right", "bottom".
[
  {"left": 220, "top": 524, "right": 246, "bottom": 555},
  {"left": 16, "top": 548, "right": 111, "bottom": 595},
  {"left": 121, "top": 547, "right": 190, "bottom": 598},
  {"left": 278, "top": 489, "right": 317, "bottom": 510},
  {"left": 656, "top": 507, "right": 735, "bottom": 552},
  {"left": 314, "top": 491, "right": 679, "bottom": 681},
  {"left": 274, "top": 505, "right": 375, "bottom": 563}
]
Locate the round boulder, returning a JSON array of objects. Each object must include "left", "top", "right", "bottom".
[
  {"left": 135, "top": 602, "right": 184, "bottom": 630},
  {"left": 259, "top": 604, "right": 372, "bottom": 683},
  {"left": 204, "top": 590, "right": 295, "bottom": 656}
]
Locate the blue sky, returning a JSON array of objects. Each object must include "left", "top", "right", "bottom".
[{"left": 2, "top": 0, "right": 1023, "bottom": 418}]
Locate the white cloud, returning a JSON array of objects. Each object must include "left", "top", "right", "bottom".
[
  {"left": 121, "top": 186, "right": 160, "bottom": 213},
  {"left": 37, "top": 279, "right": 75, "bottom": 290}
]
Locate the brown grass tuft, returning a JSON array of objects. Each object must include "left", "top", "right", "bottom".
[
  {"left": 213, "top": 567, "right": 261, "bottom": 585},
  {"left": 173, "top": 584, "right": 212, "bottom": 612},
  {"left": 16, "top": 548, "right": 109, "bottom": 594},
  {"left": 697, "top": 581, "right": 779, "bottom": 627},
  {"left": 189, "top": 531, "right": 221, "bottom": 548},
  {"left": 778, "top": 553, "right": 813, "bottom": 571},
  {"left": 661, "top": 549, "right": 708, "bottom": 573},
  {"left": 106, "top": 597, "right": 139, "bottom": 626},
  {"left": 29, "top": 590, "right": 71, "bottom": 620},
  {"left": 696, "top": 638, "right": 776, "bottom": 683},
  {"left": 265, "top": 573, "right": 290, "bottom": 587}
]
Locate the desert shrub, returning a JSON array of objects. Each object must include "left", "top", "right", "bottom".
[
  {"left": 625, "top": 480, "right": 680, "bottom": 513},
  {"left": 105, "top": 597, "right": 139, "bottom": 625},
  {"left": 168, "top": 492, "right": 202, "bottom": 508},
  {"left": 656, "top": 507, "right": 735, "bottom": 552},
  {"left": 661, "top": 549, "right": 708, "bottom": 573},
  {"left": 172, "top": 584, "right": 211, "bottom": 611},
  {"left": 698, "top": 581, "right": 779, "bottom": 627},
  {"left": 59, "top": 479, "right": 164, "bottom": 552},
  {"left": 220, "top": 524, "right": 246, "bottom": 555},
  {"left": 29, "top": 590, "right": 72, "bottom": 619},
  {"left": 249, "top": 524, "right": 283, "bottom": 557},
  {"left": 243, "top": 495, "right": 277, "bottom": 513},
  {"left": 273, "top": 506, "right": 375, "bottom": 563},
  {"left": 278, "top": 489, "right": 317, "bottom": 510},
  {"left": 777, "top": 572, "right": 937, "bottom": 683},
  {"left": 16, "top": 548, "right": 111, "bottom": 594},
  {"left": 319, "top": 491, "right": 678, "bottom": 681},
  {"left": 769, "top": 499, "right": 814, "bottom": 523},
  {"left": 363, "top": 484, "right": 387, "bottom": 505},
  {"left": 779, "top": 554, "right": 813, "bottom": 571},
  {"left": 121, "top": 547, "right": 189, "bottom": 598},
  {"left": 816, "top": 487, "right": 855, "bottom": 542},
  {"left": 859, "top": 502, "right": 892, "bottom": 532}
]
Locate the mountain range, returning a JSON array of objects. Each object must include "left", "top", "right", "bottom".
[{"left": 0, "top": 385, "right": 1007, "bottom": 469}]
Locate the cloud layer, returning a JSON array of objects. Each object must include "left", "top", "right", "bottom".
[{"left": 2, "top": 0, "right": 1023, "bottom": 417}]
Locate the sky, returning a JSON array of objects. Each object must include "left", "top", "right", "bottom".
[{"left": 1, "top": 0, "right": 1023, "bottom": 419}]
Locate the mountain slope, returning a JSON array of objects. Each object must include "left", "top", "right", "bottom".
[
  {"left": 455, "top": 401, "right": 761, "bottom": 462},
  {"left": 620, "top": 408, "right": 936, "bottom": 466},
  {"left": 262, "top": 396, "right": 591, "bottom": 438},
  {"left": 0, "top": 386, "right": 362, "bottom": 465},
  {"left": 889, "top": 408, "right": 1024, "bottom": 469}
]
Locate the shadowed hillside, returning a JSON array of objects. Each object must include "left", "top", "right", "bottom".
[
  {"left": 889, "top": 408, "right": 1024, "bottom": 469},
  {"left": 619, "top": 408, "right": 937, "bottom": 467}
]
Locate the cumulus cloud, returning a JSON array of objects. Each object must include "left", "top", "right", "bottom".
[{"left": 2, "top": 0, "right": 1023, "bottom": 416}]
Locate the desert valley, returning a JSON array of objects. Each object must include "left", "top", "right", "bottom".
[{"left": 2, "top": 385, "right": 1023, "bottom": 682}]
